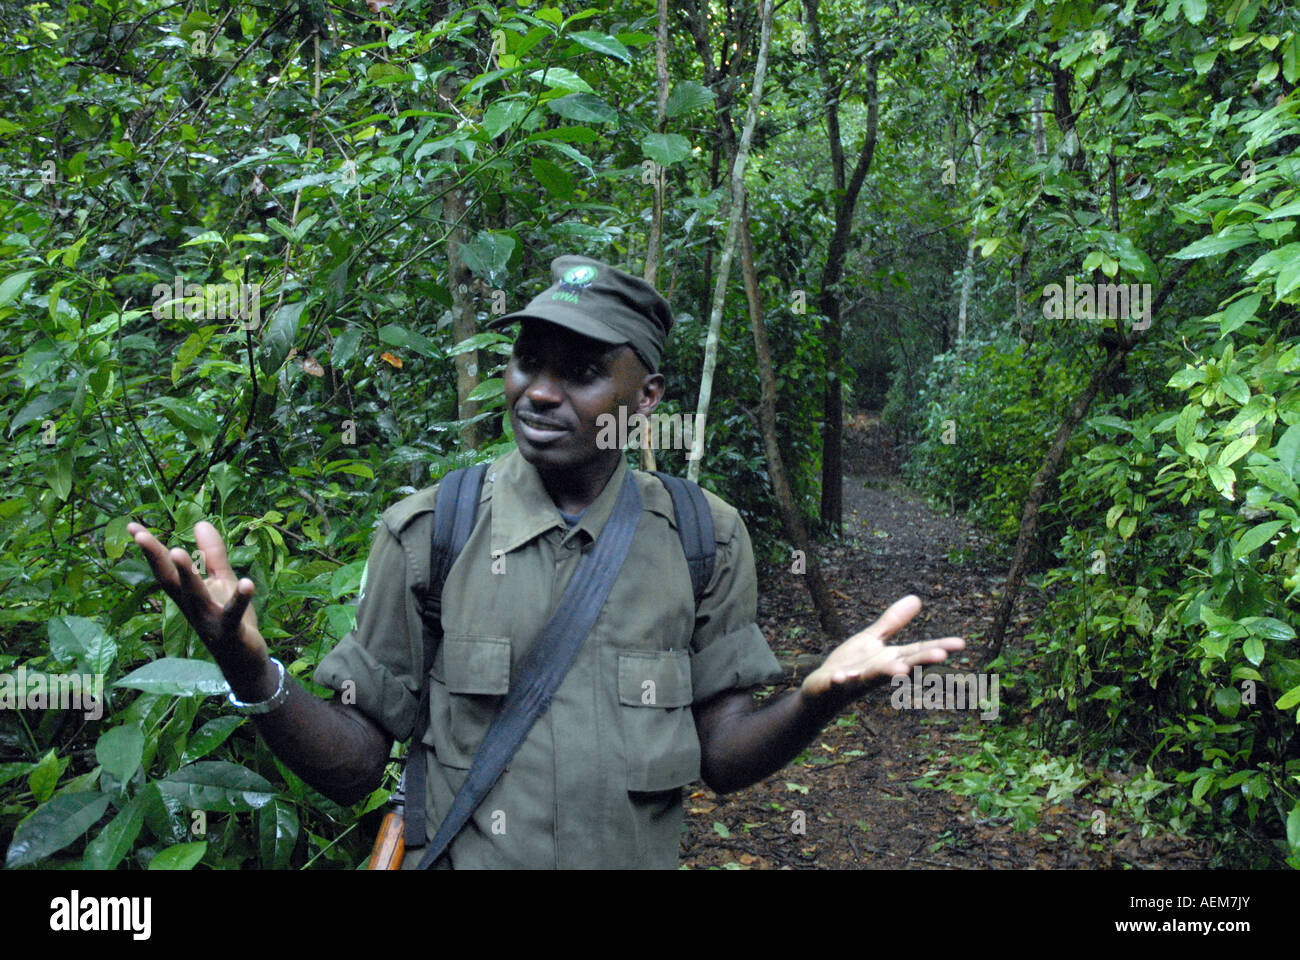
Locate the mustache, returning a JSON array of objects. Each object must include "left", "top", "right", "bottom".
[{"left": 514, "top": 407, "right": 572, "bottom": 431}]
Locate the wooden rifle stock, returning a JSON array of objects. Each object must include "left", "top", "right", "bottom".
[
  {"left": 368, "top": 772, "right": 406, "bottom": 870},
  {"left": 368, "top": 808, "right": 405, "bottom": 870}
]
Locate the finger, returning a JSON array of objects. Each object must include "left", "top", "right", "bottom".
[
  {"left": 128, "top": 523, "right": 185, "bottom": 595},
  {"left": 896, "top": 637, "right": 965, "bottom": 663},
  {"left": 218, "top": 579, "right": 255, "bottom": 646},
  {"left": 194, "top": 521, "right": 235, "bottom": 580},
  {"left": 166, "top": 545, "right": 221, "bottom": 616},
  {"left": 859, "top": 594, "right": 923, "bottom": 642}
]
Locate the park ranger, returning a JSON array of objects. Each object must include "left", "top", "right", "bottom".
[{"left": 127, "top": 255, "right": 963, "bottom": 869}]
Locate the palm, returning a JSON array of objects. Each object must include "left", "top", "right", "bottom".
[
  {"left": 126, "top": 520, "right": 265, "bottom": 672},
  {"left": 801, "top": 595, "right": 963, "bottom": 700}
]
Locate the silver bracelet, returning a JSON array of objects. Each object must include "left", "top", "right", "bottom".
[{"left": 228, "top": 657, "right": 290, "bottom": 715}]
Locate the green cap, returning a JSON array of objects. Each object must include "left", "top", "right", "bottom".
[{"left": 489, "top": 255, "right": 673, "bottom": 372}]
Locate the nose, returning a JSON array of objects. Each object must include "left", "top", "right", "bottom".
[{"left": 523, "top": 365, "right": 564, "bottom": 408}]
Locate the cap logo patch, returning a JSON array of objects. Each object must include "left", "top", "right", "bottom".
[{"left": 552, "top": 264, "right": 598, "bottom": 303}]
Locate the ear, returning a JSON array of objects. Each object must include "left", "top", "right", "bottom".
[{"left": 637, "top": 371, "right": 665, "bottom": 416}]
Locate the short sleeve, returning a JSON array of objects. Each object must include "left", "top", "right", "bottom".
[
  {"left": 313, "top": 520, "right": 424, "bottom": 741},
  {"left": 687, "top": 504, "right": 783, "bottom": 704}
]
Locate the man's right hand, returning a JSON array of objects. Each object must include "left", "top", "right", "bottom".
[{"left": 127, "top": 519, "right": 271, "bottom": 698}]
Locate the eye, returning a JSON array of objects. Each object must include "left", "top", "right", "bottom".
[{"left": 567, "top": 359, "right": 605, "bottom": 382}]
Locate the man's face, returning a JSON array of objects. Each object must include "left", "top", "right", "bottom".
[{"left": 504, "top": 319, "right": 660, "bottom": 474}]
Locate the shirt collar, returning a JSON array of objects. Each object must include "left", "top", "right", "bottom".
[{"left": 489, "top": 448, "right": 630, "bottom": 555}]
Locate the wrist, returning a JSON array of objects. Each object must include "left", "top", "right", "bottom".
[{"left": 228, "top": 655, "right": 279, "bottom": 705}]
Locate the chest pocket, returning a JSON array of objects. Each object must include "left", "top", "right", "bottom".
[
  {"left": 618, "top": 650, "right": 700, "bottom": 792},
  {"left": 422, "top": 636, "right": 511, "bottom": 769}
]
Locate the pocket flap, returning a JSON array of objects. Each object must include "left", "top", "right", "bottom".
[
  {"left": 444, "top": 636, "right": 511, "bottom": 695},
  {"left": 618, "top": 650, "right": 692, "bottom": 708}
]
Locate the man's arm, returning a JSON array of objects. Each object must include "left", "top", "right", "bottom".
[
  {"left": 128, "top": 521, "right": 392, "bottom": 806},
  {"left": 693, "top": 595, "right": 962, "bottom": 794}
]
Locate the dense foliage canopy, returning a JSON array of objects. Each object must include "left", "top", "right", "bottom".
[{"left": 1, "top": 0, "right": 1298, "bottom": 869}]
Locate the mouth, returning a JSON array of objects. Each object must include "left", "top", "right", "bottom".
[{"left": 515, "top": 409, "right": 571, "bottom": 444}]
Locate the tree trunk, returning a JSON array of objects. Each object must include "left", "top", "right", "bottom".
[
  {"left": 687, "top": 0, "right": 775, "bottom": 482},
  {"left": 805, "top": 0, "right": 879, "bottom": 533},
  {"left": 982, "top": 261, "right": 1191, "bottom": 664},
  {"left": 443, "top": 176, "right": 483, "bottom": 452},
  {"left": 740, "top": 197, "right": 844, "bottom": 641},
  {"left": 956, "top": 124, "right": 984, "bottom": 342}
]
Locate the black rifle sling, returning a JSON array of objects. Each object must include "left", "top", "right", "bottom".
[
  {"left": 416, "top": 469, "right": 642, "bottom": 868},
  {"left": 404, "top": 468, "right": 715, "bottom": 858},
  {"left": 403, "top": 462, "right": 487, "bottom": 849}
]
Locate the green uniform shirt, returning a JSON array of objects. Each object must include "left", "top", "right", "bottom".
[{"left": 315, "top": 448, "right": 783, "bottom": 868}]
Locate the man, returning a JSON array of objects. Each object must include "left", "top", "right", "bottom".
[{"left": 127, "top": 255, "right": 962, "bottom": 868}]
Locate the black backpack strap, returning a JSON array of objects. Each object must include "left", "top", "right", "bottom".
[
  {"left": 404, "top": 462, "right": 487, "bottom": 849},
  {"left": 652, "top": 472, "right": 715, "bottom": 600}
]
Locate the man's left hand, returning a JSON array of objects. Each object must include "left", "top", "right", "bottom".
[{"left": 800, "top": 594, "right": 964, "bottom": 701}]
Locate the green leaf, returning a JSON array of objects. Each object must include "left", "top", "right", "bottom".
[
  {"left": 48, "top": 615, "right": 101, "bottom": 660},
  {"left": 1276, "top": 684, "right": 1300, "bottom": 711},
  {"left": 182, "top": 230, "right": 224, "bottom": 247},
  {"left": 150, "top": 396, "right": 220, "bottom": 437},
  {"left": 1182, "top": 0, "right": 1206, "bottom": 23},
  {"left": 459, "top": 231, "right": 516, "bottom": 286},
  {"left": 642, "top": 133, "right": 692, "bottom": 167},
  {"left": 1219, "top": 434, "right": 1257, "bottom": 468},
  {"left": 664, "top": 81, "right": 715, "bottom": 118},
  {"left": 1171, "top": 227, "right": 1257, "bottom": 259},
  {"left": 1221, "top": 373, "right": 1250, "bottom": 405},
  {"left": 1287, "top": 803, "right": 1300, "bottom": 853},
  {"left": 1284, "top": 35, "right": 1300, "bottom": 85},
  {"left": 156, "top": 761, "right": 276, "bottom": 812},
  {"left": 1277, "top": 258, "right": 1300, "bottom": 300},
  {"left": 259, "top": 799, "right": 299, "bottom": 869},
  {"left": 332, "top": 327, "right": 362, "bottom": 368},
  {"left": 1193, "top": 50, "right": 1217, "bottom": 76},
  {"left": 1220, "top": 293, "right": 1261, "bottom": 336},
  {"left": 8, "top": 391, "right": 69, "bottom": 436},
  {"left": 569, "top": 30, "right": 631, "bottom": 62},
  {"left": 1275, "top": 423, "right": 1300, "bottom": 480},
  {"left": 1208, "top": 463, "right": 1236, "bottom": 500},
  {"left": 84, "top": 785, "right": 155, "bottom": 870},
  {"left": 1244, "top": 635, "right": 1265, "bottom": 666},
  {"left": 115, "top": 658, "right": 229, "bottom": 697},
  {"left": 261, "top": 300, "right": 306, "bottom": 373},
  {"left": 447, "top": 331, "right": 512, "bottom": 357},
  {"left": 546, "top": 93, "right": 617, "bottom": 124},
  {"left": 96, "top": 724, "right": 145, "bottom": 787},
  {"left": 1233, "top": 520, "right": 1286, "bottom": 559},
  {"left": 0, "top": 270, "right": 37, "bottom": 308},
  {"left": 712, "top": 821, "right": 731, "bottom": 838},
  {"left": 172, "top": 326, "right": 218, "bottom": 385},
  {"left": 531, "top": 157, "right": 574, "bottom": 199},
  {"left": 1176, "top": 402, "right": 1202, "bottom": 448},
  {"left": 482, "top": 100, "right": 530, "bottom": 139},
  {"left": 5, "top": 792, "right": 112, "bottom": 868},
  {"left": 465, "top": 378, "right": 504, "bottom": 403},
  {"left": 28, "top": 749, "right": 59, "bottom": 804},
  {"left": 527, "top": 67, "right": 592, "bottom": 93},
  {"left": 148, "top": 840, "right": 207, "bottom": 870},
  {"left": 180, "top": 716, "right": 244, "bottom": 766},
  {"left": 378, "top": 323, "right": 438, "bottom": 358},
  {"left": 1192, "top": 773, "right": 1213, "bottom": 802}
]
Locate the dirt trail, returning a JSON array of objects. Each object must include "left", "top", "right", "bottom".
[{"left": 680, "top": 413, "right": 1210, "bottom": 869}]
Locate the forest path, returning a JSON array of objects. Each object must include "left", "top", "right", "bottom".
[{"left": 680, "top": 413, "right": 1210, "bottom": 869}]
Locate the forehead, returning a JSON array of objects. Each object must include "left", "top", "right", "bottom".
[{"left": 515, "top": 319, "right": 624, "bottom": 358}]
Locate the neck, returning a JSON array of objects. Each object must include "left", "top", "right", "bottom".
[{"left": 536, "top": 452, "right": 622, "bottom": 515}]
